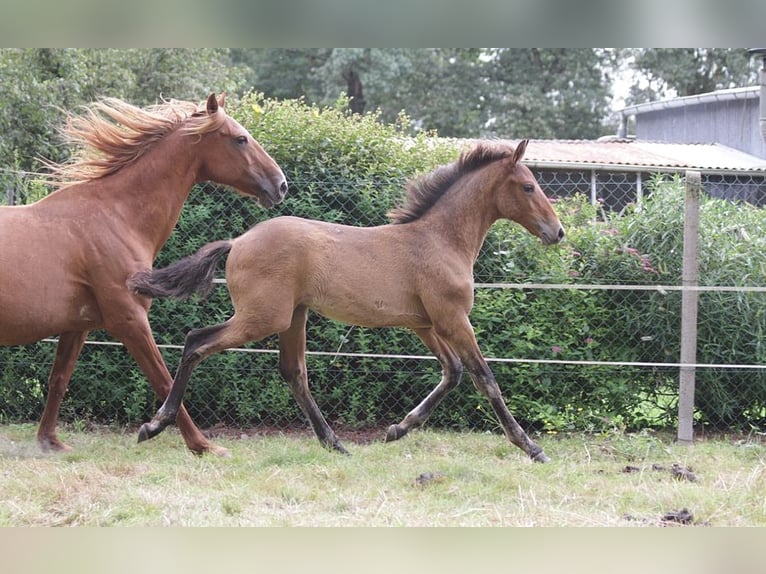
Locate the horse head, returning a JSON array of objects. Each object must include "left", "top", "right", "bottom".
[
  {"left": 495, "top": 139, "right": 564, "bottom": 245},
  {"left": 195, "top": 93, "right": 288, "bottom": 208}
]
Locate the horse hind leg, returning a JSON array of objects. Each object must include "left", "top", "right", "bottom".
[
  {"left": 109, "top": 311, "right": 227, "bottom": 457},
  {"left": 279, "top": 306, "right": 349, "bottom": 455},
  {"left": 385, "top": 328, "right": 463, "bottom": 442},
  {"left": 137, "top": 320, "right": 242, "bottom": 444},
  {"left": 37, "top": 331, "right": 88, "bottom": 452}
]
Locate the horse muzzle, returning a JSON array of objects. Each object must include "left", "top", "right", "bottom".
[
  {"left": 255, "top": 174, "right": 288, "bottom": 208},
  {"left": 540, "top": 223, "right": 565, "bottom": 245}
]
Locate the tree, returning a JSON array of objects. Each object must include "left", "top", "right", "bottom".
[
  {"left": 482, "top": 49, "right": 616, "bottom": 140},
  {"left": 385, "top": 49, "right": 486, "bottom": 138},
  {"left": 232, "top": 48, "right": 329, "bottom": 102},
  {"left": 0, "top": 49, "right": 249, "bottom": 175},
  {"left": 237, "top": 48, "right": 616, "bottom": 140},
  {"left": 236, "top": 48, "right": 413, "bottom": 118},
  {"left": 625, "top": 48, "right": 758, "bottom": 103}
]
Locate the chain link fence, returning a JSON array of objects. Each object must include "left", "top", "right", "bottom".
[{"left": 2, "top": 164, "right": 765, "bottom": 437}]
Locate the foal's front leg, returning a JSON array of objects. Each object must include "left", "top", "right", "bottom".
[
  {"left": 385, "top": 328, "right": 463, "bottom": 442},
  {"left": 438, "top": 316, "right": 550, "bottom": 463}
]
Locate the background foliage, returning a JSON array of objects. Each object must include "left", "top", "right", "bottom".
[
  {"left": 1, "top": 94, "right": 764, "bottom": 435},
  {"left": 1, "top": 48, "right": 759, "bottom": 178}
]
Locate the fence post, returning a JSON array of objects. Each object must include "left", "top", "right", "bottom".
[{"left": 677, "top": 170, "right": 701, "bottom": 444}]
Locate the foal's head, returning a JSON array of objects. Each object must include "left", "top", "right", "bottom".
[
  {"left": 192, "top": 93, "right": 288, "bottom": 208},
  {"left": 491, "top": 139, "right": 564, "bottom": 245}
]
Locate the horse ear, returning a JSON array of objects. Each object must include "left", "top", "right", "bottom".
[
  {"left": 218, "top": 92, "right": 227, "bottom": 108},
  {"left": 206, "top": 93, "right": 218, "bottom": 114},
  {"left": 512, "top": 139, "right": 529, "bottom": 165}
]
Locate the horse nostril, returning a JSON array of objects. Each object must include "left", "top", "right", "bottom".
[
  {"left": 557, "top": 227, "right": 565, "bottom": 241},
  {"left": 280, "top": 180, "right": 288, "bottom": 195}
]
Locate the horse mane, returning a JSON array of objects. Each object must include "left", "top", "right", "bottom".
[
  {"left": 387, "top": 141, "right": 515, "bottom": 224},
  {"left": 45, "top": 97, "right": 227, "bottom": 188}
]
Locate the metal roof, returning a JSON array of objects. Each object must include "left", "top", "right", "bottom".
[
  {"left": 509, "top": 139, "right": 766, "bottom": 174},
  {"left": 619, "top": 86, "right": 759, "bottom": 117}
]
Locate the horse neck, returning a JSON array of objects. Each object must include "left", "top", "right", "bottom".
[
  {"left": 100, "top": 131, "right": 202, "bottom": 254},
  {"left": 418, "top": 171, "right": 500, "bottom": 264}
]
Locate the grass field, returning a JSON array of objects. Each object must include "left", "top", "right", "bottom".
[{"left": 1, "top": 423, "right": 764, "bottom": 526}]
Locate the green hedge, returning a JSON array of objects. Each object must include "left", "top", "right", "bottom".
[{"left": 1, "top": 95, "right": 765, "bottom": 433}]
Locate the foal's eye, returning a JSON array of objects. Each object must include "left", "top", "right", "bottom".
[
  {"left": 235, "top": 135, "right": 248, "bottom": 145},
  {"left": 523, "top": 183, "right": 534, "bottom": 193}
]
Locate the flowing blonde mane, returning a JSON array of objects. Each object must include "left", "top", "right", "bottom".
[
  {"left": 387, "top": 142, "right": 514, "bottom": 224},
  {"left": 46, "top": 97, "right": 226, "bottom": 188}
]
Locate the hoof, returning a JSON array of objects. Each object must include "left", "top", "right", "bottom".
[
  {"left": 207, "top": 444, "right": 232, "bottom": 458},
  {"left": 326, "top": 441, "right": 350, "bottom": 456},
  {"left": 192, "top": 443, "right": 231, "bottom": 458},
  {"left": 531, "top": 450, "right": 551, "bottom": 463},
  {"left": 335, "top": 443, "right": 351, "bottom": 456},
  {"left": 137, "top": 421, "right": 163, "bottom": 443},
  {"left": 385, "top": 424, "right": 407, "bottom": 442},
  {"left": 38, "top": 437, "right": 73, "bottom": 453}
]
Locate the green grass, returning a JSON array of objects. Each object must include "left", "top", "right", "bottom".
[{"left": 0, "top": 423, "right": 764, "bottom": 526}]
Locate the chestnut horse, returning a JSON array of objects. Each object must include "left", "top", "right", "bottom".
[
  {"left": 129, "top": 140, "right": 564, "bottom": 462},
  {"left": 0, "top": 93, "right": 287, "bottom": 456}
]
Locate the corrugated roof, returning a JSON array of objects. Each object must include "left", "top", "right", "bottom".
[
  {"left": 619, "top": 86, "right": 759, "bottom": 116},
  {"left": 510, "top": 139, "right": 766, "bottom": 174}
]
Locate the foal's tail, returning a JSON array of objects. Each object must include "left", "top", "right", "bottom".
[{"left": 127, "top": 240, "right": 233, "bottom": 300}]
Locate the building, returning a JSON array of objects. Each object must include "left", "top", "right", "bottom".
[{"left": 618, "top": 86, "right": 765, "bottom": 159}]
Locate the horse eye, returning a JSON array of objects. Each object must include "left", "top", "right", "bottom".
[
  {"left": 235, "top": 135, "right": 248, "bottom": 145},
  {"left": 523, "top": 183, "right": 534, "bottom": 193}
]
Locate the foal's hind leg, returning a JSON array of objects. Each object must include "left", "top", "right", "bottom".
[
  {"left": 279, "top": 306, "right": 349, "bottom": 454},
  {"left": 37, "top": 331, "right": 88, "bottom": 452},
  {"left": 386, "top": 328, "right": 462, "bottom": 442},
  {"left": 105, "top": 303, "right": 227, "bottom": 456},
  {"left": 137, "top": 318, "right": 251, "bottom": 444}
]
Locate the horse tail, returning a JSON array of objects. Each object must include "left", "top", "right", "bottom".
[{"left": 127, "top": 239, "right": 233, "bottom": 300}]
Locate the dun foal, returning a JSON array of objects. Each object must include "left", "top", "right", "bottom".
[{"left": 129, "top": 140, "right": 564, "bottom": 462}]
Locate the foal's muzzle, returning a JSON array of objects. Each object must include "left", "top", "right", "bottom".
[{"left": 540, "top": 223, "right": 565, "bottom": 245}]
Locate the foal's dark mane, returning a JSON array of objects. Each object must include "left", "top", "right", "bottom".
[{"left": 388, "top": 142, "right": 514, "bottom": 224}]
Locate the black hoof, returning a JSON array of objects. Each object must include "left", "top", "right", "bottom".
[
  {"left": 325, "top": 439, "right": 350, "bottom": 455},
  {"left": 531, "top": 450, "right": 551, "bottom": 463},
  {"left": 137, "top": 421, "right": 163, "bottom": 443},
  {"left": 335, "top": 443, "right": 351, "bottom": 456},
  {"left": 385, "top": 424, "right": 407, "bottom": 442}
]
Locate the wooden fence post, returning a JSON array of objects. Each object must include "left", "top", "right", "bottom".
[{"left": 677, "top": 170, "right": 701, "bottom": 444}]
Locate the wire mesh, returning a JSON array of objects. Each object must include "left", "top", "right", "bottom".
[{"left": 1, "top": 165, "right": 765, "bottom": 436}]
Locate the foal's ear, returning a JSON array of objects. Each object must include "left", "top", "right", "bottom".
[
  {"left": 218, "top": 92, "right": 227, "bottom": 108},
  {"left": 512, "top": 139, "right": 529, "bottom": 165},
  {"left": 206, "top": 93, "right": 218, "bottom": 114}
]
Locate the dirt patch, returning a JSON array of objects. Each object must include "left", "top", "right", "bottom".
[
  {"left": 619, "top": 462, "right": 697, "bottom": 482},
  {"left": 624, "top": 507, "right": 703, "bottom": 527}
]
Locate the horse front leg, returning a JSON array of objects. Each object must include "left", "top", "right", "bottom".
[
  {"left": 438, "top": 316, "right": 550, "bottom": 463},
  {"left": 385, "top": 328, "right": 463, "bottom": 442},
  {"left": 37, "top": 331, "right": 88, "bottom": 452},
  {"left": 107, "top": 311, "right": 228, "bottom": 457},
  {"left": 467, "top": 359, "right": 550, "bottom": 463},
  {"left": 279, "top": 306, "right": 349, "bottom": 454}
]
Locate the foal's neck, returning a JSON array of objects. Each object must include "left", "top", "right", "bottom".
[{"left": 418, "top": 173, "right": 499, "bottom": 265}]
